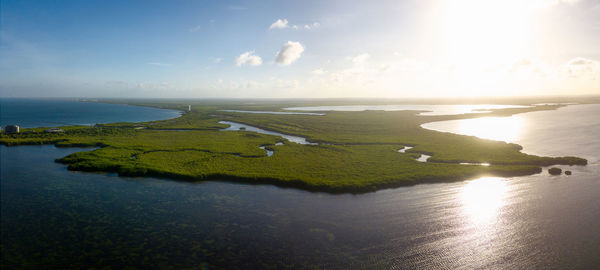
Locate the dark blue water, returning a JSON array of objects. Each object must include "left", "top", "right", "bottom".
[
  {"left": 0, "top": 99, "right": 180, "bottom": 128},
  {"left": 1, "top": 103, "right": 599, "bottom": 269}
]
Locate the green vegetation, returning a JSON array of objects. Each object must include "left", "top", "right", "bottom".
[
  {"left": 548, "top": 167, "right": 563, "bottom": 175},
  {"left": 0, "top": 101, "right": 587, "bottom": 193}
]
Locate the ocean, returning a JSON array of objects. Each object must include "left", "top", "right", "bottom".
[{"left": 0, "top": 98, "right": 180, "bottom": 128}]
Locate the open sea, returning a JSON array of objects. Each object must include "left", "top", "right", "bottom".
[
  {"left": 1, "top": 100, "right": 599, "bottom": 269},
  {"left": 0, "top": 98, "right": 181, "bottom": 128}
]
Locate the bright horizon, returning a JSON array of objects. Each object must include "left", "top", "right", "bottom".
[{"left": 1, "top": 0, "right": 599, "bottom": 98}]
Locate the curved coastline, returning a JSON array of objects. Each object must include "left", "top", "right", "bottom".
[
  {"left": 1, "top": 101, "right": 588, "bottom": 194},
  {"left": 52, "top": 153, "right": 544, "bottom": 194},
  {"left": 420, "top": 104, "right": 600, "bottom": 163},
  {"left": 83, "top": 100, "right": 186, "bottom": 126},
  {"left": 0, "top": 98, "right": 184, "bottom": 129},
  {"left": 214, "top": 107, "right": 586, "bottom": 166}
]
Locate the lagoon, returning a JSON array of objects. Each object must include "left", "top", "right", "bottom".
[
  {"left": 284, "top": 104, "right": 532, "bottom": 116},
  {"left": 422, "top": 104, "right": 600, "bottom": 162}
]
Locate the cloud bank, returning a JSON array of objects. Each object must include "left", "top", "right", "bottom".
[{"left": 563, "top": 57, "right": 600, "bottom": 78}]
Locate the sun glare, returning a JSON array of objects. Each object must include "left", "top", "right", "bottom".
[
  {"left": 433, "top": 0, "right": 550, "bottom": 96},
  {"left": 441, "top": 0, "right": 538, "bottom": 65},
  {"left": 460, "top": 177, "right": 508, "bottom": 225},
  {"left": 457, "top": 116, "right": 523, "bottom": 142}
]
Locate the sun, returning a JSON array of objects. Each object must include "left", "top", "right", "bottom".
[
  {"left": 440, "top": 0, "right": 538, "bottom": 66},
  {"left": 431, "top": 0, "right": 547, "bottom": 96}
]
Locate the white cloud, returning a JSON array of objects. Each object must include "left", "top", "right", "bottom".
[
  {"left": 213, "top": 57, "right": 223, "bottom": 64},
  {"left": 318, "top": 54, "right": 380, "bottom": 87},
  {"left": 275, "top": 41, "right": 304, "bottom": 65},
  {"left": 562, "top": 57, "right": 600, "bottom": 78},
  {"left": 268, "top": 77, "right": 300, "bottom": 89},
  {"left": 351, "top": 53, "right": 370, "bottom": 65},
  {"left": 505, "top": 58, "right": 552, "bottom": 78},
  {"left": 270, "top": 19, "right": 320, "bottom": 30},
  {"left": 269, "top": 19, "right": 289, "bottom": 29},
  {"left": 304, "top": 22, "right": 320, "bottom": 29},
  {"left": 509, "top": 58, "right": 533, "bottom": 73},
  {"left": 235, "top": 51, "right": 262, "bottom": 67}
]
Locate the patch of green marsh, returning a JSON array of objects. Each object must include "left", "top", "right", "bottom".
[{"left": 1, "top": 102, "right": 587, "bottom": 193}]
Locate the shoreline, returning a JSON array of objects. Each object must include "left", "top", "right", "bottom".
[
  {"left": 0, "top": 101, "right": 589, "bottom": 193},
  {"left": 53, "top": 150, "right": 543, "bottom": 194},
  {"left": 0, "top": 143, "right": 556, "bottom": 195},
  {"left": 0, "top": 98, "right": 185, "bottom": 129}
]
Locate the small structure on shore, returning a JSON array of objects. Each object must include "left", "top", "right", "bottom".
[
  {"left": 45, "top": 128, "right": 65, "bottom": 133},
  {"left": 239, "top": 127, "right": 246, "bottom": 131},
  {"left": 188, "top": 105, "right": 192, "bottom": 112},
  {"left": 4, "top": 125, "right": 20, "bottom": 133}
]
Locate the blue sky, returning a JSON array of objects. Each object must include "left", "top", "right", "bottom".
[{"left": 1, "top": 0, "right": 599, "bottom": 98}]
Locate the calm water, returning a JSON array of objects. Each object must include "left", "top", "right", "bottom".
[
  {"left": 284, "top": 104, "right": 531, "bottom": 116},
  {"left": 422, "top": 104, "right": 600, "bottom": 163},
  {"left": 220, "top": 109, "right": 325, "bottom": 116},
  {"left": 219, "top": 120, "right": 317, "bottom": 145},
  {"left": 0, "top": 99, "right": 180, "bottom": 128},
  {"left": 2, "top": 104, "right": 600, "bottom": 269}
]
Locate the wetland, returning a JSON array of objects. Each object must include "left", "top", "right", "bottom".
[{"left": 1, "top": 100, "right": 587, "bottom": 192}]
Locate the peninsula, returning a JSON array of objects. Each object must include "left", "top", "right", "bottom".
[{"left": 0, "top": 101, "right": 587, "bottom": 193}]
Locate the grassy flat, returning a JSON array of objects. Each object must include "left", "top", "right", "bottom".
[{"left": 1, "top": 102, "right": 587, "bottom": 193}]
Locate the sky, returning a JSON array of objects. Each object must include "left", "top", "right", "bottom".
[{"left": 1, "top": 0, "right": 599, "bottom": 98}]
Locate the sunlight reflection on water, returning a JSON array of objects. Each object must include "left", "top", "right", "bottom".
[
  {"left": 455, "top": 116, "right": 524, "bottom": 142},
  {"left": 459, "top": 177, "right": 508, "bottom": 225},
  {"left": 284, "top": 104, "right": 531, "bottom": 116}
]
